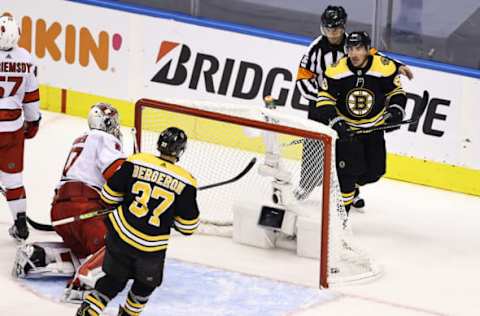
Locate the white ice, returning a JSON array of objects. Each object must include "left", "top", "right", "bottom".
[{"left": 0, "top": 111, "right": 479, "bottom": 316}]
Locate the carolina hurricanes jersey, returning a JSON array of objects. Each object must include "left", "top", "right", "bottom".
[
  {"left": 59, "top": 129, "right": 126, "bottom": 190},
  {"left": 0, "top": 47, "right": 40, "bottom": 132}
]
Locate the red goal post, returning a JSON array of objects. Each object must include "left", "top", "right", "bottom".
[{"left": 134, "top": 98, "right": 379, "bottom": 288}]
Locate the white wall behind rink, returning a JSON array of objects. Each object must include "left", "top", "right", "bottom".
[{"left": 4, "top": 0, "right": 479, "bottom": 171}]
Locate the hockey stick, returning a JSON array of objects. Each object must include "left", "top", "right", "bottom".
[
  {"left": 26, "top": 208, "right": 117, "bottom": 229},
  {"left": 27, "top": 216, "right": 55, "bottom": 231},
  {"left": 26, "top": 157, "right": 257, "bottom": 229},
  {"left": 281, "top": 138, "right": 304, "bottom": 147},
  {"left": 198, "top": 157, "right": 257, "bottom": 190},
  {"left": 51, "top": 208, "right": 115, "bottom": 227},
  {"left": 352, "top": 90, "right": 429, "bottom": 135}
]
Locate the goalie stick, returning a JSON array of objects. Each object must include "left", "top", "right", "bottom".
[{"left": 25, "top": 157, "right": 257, "bottom": 230}]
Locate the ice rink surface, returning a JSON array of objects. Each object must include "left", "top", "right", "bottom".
[{"left": 0, "top": 111, "right": 479, "bottom": 316}]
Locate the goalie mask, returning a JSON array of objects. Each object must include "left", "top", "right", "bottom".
[
  {"left": 88, "top": 103, "right": 121, "bottom": 139},
  {"left": 0, "top": 14, "right": 20, "bottom": 51},
  {"left": 157, "top": 127, "right": 187, "bottom": 162}
]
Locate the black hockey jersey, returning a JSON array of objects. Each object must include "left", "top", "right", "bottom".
[
  {"left": 312, "top": 54, "right": 407, "bottom": 130},
  {"left": 100, "top": 153, "right": 200, "bottom": 255},
  {"left": 296, "top": 34, "right": 404, "bottom": 102}
]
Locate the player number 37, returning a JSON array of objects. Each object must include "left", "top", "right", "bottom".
[{"left": 129, "top": 180, "right": 175, "bottom": 227}]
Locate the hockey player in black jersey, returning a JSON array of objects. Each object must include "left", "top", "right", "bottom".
[
  {"left": 312, "top": 31, "right": 407, "bottom": 214},
  {"left": 294, "top": 5, "right": 412, "bottom": 209},
  {"left": 76, "top": 127, "right": 200, "bottom": 316}
]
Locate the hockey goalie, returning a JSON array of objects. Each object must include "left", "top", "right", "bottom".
[{"left": 13, "top": 103, "right": 126, "bottom": 302}]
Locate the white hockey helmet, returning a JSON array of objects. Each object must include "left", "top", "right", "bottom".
[
  {"left": 88, "top": 103, "right": 121, "bottom": 139},
  {"left": 0, "top": 14, "right": 20, "bottom": 51}
]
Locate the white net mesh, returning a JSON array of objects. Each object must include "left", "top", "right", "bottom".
[{"left": 135, "top": 99, "right": 380, "bottom": 287}]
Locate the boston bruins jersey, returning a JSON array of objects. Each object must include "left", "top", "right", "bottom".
[
  {"left": 313, "top": 55, "right": 407, "bottom": 130},
  {"left": 296, "top": 33, "right": 404, "bottom": 103},
  {"left": 100, "top": 152, "right": 200, "bottom": 256}
]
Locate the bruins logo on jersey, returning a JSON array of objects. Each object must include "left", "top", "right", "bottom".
[{"left": 346, "top": 88, "right": 375, "bottom": 117}]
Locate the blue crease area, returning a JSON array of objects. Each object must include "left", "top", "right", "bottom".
[{"left": 19, "top": 258, "right": 335, "bottom": 316}]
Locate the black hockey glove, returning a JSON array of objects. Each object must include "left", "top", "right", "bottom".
[
  {"left": 384, "top": 105, "right": 405, "bottom": 133},
  {"left": 329, "top": 117, "right": 350, "bottom": 139}
]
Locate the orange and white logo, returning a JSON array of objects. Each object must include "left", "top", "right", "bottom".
[{"left": 18, "top": 16, "right": 123, "bottom": 71}]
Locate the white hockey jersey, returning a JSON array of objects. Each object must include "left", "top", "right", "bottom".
[
  {"left": 0, "top": 47, "right": 40, "bottom": 132},
  {"left": 60, "top": 129, "right": 126, "bottom": 190}
]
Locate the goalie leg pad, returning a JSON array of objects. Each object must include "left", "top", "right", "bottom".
[
  {"left": 13, "top": 244, "right": 46, "bottom": 278},
  {"left": 77, "top": 246, "right": 106, "bottom": 289},
  {"left": 14, "top": 242, "right": 78, "bottom": 278},
  {"left": 65, "top": 246, "right": 106, "bottom": 304}
]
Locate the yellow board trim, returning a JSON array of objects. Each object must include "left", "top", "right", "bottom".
[
  {"left": 39, "top": 85, "right": 480, "bottom": 196},
  {"left": 386, "top": 154, "right": 480, "bottom": 195}
]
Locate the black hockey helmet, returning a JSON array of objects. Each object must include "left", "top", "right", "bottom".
[
  {"left": 346, "top": 31, "right": 371, "bottom": 49},
  {"left": 321, "top": 6, "right": 347, "bottom": 28},
  {"left": 157, "top": 127, "right": 187, "bottom": 161}
]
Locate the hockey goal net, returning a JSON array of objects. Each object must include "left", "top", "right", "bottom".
[{"left": 134, "top": 98, "right": 380, "bottom": 288}]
